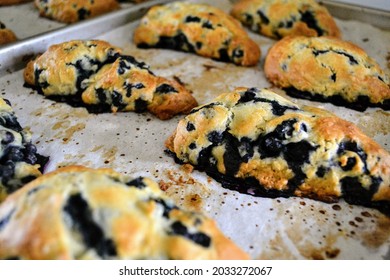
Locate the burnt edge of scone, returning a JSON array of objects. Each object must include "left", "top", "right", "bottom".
[
  {"left": 284, "top": 87, "right": 390, "bottom": 112},
  {"left": 165, "top": 149, "right": 390, "bottom": 216},
  {"left": 136, "top": 30, "right": 246, "bottom": 65},
  {"left": 1, "top": 99, "right": 49, "bottom": 194},
  {"left": 23, "top": 54, "right": 171, "bottom": 114}
]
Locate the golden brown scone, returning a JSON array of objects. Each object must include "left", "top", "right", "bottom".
[
  {"left": 0, "top": 165, "right": 249, "bottom": 260},
  {"left": 231, "top": 0, "right": 340, "bottom": 39},
  {"left": 133, "top": 1, "right": 260, "bottom": 66},
  {"left": 0, "top": 21, "right": 17, "bottom": 45},
  {"left": 0, "top": 97, "right": 48, "bottom": 203},
  {"left": 264, "top": 36, "right": 390, "bottom": 111},
  {"left": 23, "top": 40, "right": 197, "bottom": 120},
  {"left": 166, "top": 87, "right": 390, "bottom": 215},
  {"left": 34, "top": 0, "right": 120, "bottom": 23},
  {"left": 0, "top": 0, "right": 31, "bottom": 5}
]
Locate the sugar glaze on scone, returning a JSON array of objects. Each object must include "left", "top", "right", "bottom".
[
  {"left": 0, "top": 166, "right": 249, "bottom": 260},
  {"left": 23, "top": 40, "right": 197, "bottom": 120},
  {"left": 265, "top": 36, "right": 390, "bottom": 111},
  {"left": 0, "top": 98, "right": 48, "bottom": 202},
  {"left": 231, "top": 0, "right": 340, "bottom": 39},
  {"left": 34, "top": 0, "right": 119, "bottom": 23},
  {"left": 166, "top": 87, "right": 390, "bottom": 215},
  {"left": 133, "top": 1, "right": 260, "bottom": 66}
]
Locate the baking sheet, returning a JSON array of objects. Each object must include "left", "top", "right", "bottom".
[
  {"left": 0, "top": 0, "right": 389, "bottom": 259},
  {"left": 0, "top": 1, "right": 142, "bottom": 42}
]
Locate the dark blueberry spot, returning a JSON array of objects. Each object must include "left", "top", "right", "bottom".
[
  {"left": 300, "top": 10, "right": 324, "bottom": 36},
  {"left": 257, "top": 10, "right": 270, "bottom": 24},
  {"left": 189, "top": 143, "right": 197, "bottom": 150},
  {"left": 259, "top": 136, "right": 283, "bottom": 158},
  {"left": 202, "top": 21, "right": 214, "bottom": 29},
  {"left": 316, "top": 166, "right": 328, "bottom": 178},
  {"left": 233, "top": 48, "right": 244, "bottom": 58},
  {"left": 334, "top": 51, "right": 359, "bottom": 65},
  {"left": 0, "top": 115, "right": 23, "bottom": 132},
  {"left": 77, "top": 8, "right": 90, "bottom": 20},
  {"left": 273, "top": 119, "right": 296, "bottom": 139},
  {"left": 337, "top": 141, "right": 368, "bottom": 172},
  {"left": 207, "top": 131, "right": 224, "bottom": 144},
  {"left": 186, "top": 122, "right": 195, "bottom": 132},
  {"left": 0, "top": 22, "right": 6, "bottom": 29},
  {"left": 312, "top": 50, "right": 329, "bottom": 56},
  {"left": 339, "top": 157, "right": 357, "bottom": 171},
  {"left": 0, "top": 209, "right": 14, "bottom": 231},
  {"left": 185, "top": 16, "right": 201, "bottom": 23},
  {"left": 154, "top": 33, "right": 195, "bottom": 53},
  {"left": 218, "top": 48, "right": 230, "bottom": 62},
  {"left": 63, "top": 193, "right": 117, "bottom": 258},
  {"left": 134, "top": 99, "right": 148, "bottom": 112},
  {"left": 238, "top": 89, "right": 298, "bottom": 115},
  {"left": 244, "top": 13, "right": 254, "bottom": 26},
  {"left": 155, "top": 83, "right": 178, "bottom": 94},
  {"left": 125, "top": 177, "right": 146, "bottom": 189},
  {"left": 111, "top": 91, "right": 127, "bottom": 110},
  {"left": 5, "top": 147, "right": 24, "bottom": 162},
  {"left": 1, "top": 131, "right": 14, "bottom": 145},
  {"left": 96, "top": 88, "right": 107, "bottom": 103},
  {"left": 152, "top": 198, "right": 178, "bottom": 218},
  {"left": 331, "top": 73, "right": 337, "bottom": 82},
  {"left": 222, "top": 133, "right": 243, "bottom": 175},
  {"left": 196, "top": 42, "right": 202, "bottom": 49},
  {"left": 34, "top": 68, "right": 50, "bottom": 89},
  {"left": 170, "top": 221, "right": 211, "bottom": 248},
  {"left": 284, "top": 141, "right": 317, "bottom": 165}
]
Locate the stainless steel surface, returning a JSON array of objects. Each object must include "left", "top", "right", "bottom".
[
  {"left": 0, "top": 0, "right": 174, "bottom": 76},
  {"left": 320, "top": 0, "right": 390, "bottom": 30}
]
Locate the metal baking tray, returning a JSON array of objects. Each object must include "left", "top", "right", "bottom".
[{"left": 0, "top": 0, "right": 389, "bottom": 260}]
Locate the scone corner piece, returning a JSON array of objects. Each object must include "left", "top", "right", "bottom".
[
  {"left": 133, "top": 1, "right": 261, "bottom": 67},
  {"left": 0, "top": 165, "right": 249, "bottom": 260},
  {"left": 264, "top": 36, "right": 390, "bottom": 111},
  {"left": 166, "top": 87, "right": 390, "bottom": 216}
]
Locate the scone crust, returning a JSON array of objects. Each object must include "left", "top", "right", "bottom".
[
  {"left": 134, "top": 1, "right": 260, "bottom": 66},
  {"left": 231, "top": 0, "right": 340, "bottom": 39},
  {"left": 0, "top": 166, "right": 249, "bottom": 260},
  {"left": 166, "top": 87, "right": 390, "bottom": 213},
  {"left": 264, "top": 36, "right": 390, "bottom": 110},
  {"left": 34, "top": 0, "right": 119, "bottom": 23},
  {"left": 0, "top": 22, "right": 17, "bottom": 45},
  {"left": 23, "top": 40, "right": 197, "bottom": 119}
]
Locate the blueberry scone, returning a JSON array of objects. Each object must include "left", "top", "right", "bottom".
[
  {"left": 231, "top": 0, "right": 340, "bottom": 39},
  {"left": 0, "top": 98, "right": 48, "bottom": 203},
  {"left": 0, "top": 21, "right": 17, "bottom": 45},
  {"left": 264, "top": 36, "right": 390, "bottom": 111},
  {"left": 34, "top": 0, "right": 119, "bottom": 23},
  {"left": 0, "top": 166, "right": 249, "bottom": 260},
  {"left": 133, "top": 1, "right": 261, "bottom": 66},
  {"left": 23, "top": 40, "right": 197, "bottom": 120},
  {"left": 166, "top": 87, "right": 390, "bottom": 215}
]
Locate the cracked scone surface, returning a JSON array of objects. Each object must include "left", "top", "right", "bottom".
[
  {"left": 0, "top": 21, "right": 17, "bottom": 45},
  {"left": 231, "top": 0, "right": 340, "bottom": 39},
  {"left": 0, "top": 166, "right": 249, "bottom": 260},
  {"left": 23, "top": 40, "right": 197, "bottom": 120},
  {"left": 166, "top": 87, "right": 390, "bottom": 215},
  {"left": 0, "top": 98, "right": 47, "bottom": 202},
  {"left": 133, "top": 1, "right": 260, "bottom": 66},
  {"left": 34, "top": 0, "right": 119, "bottom": 23},
  {"left": 264, "top": 36, "right": 390, "bottom": 111}
]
